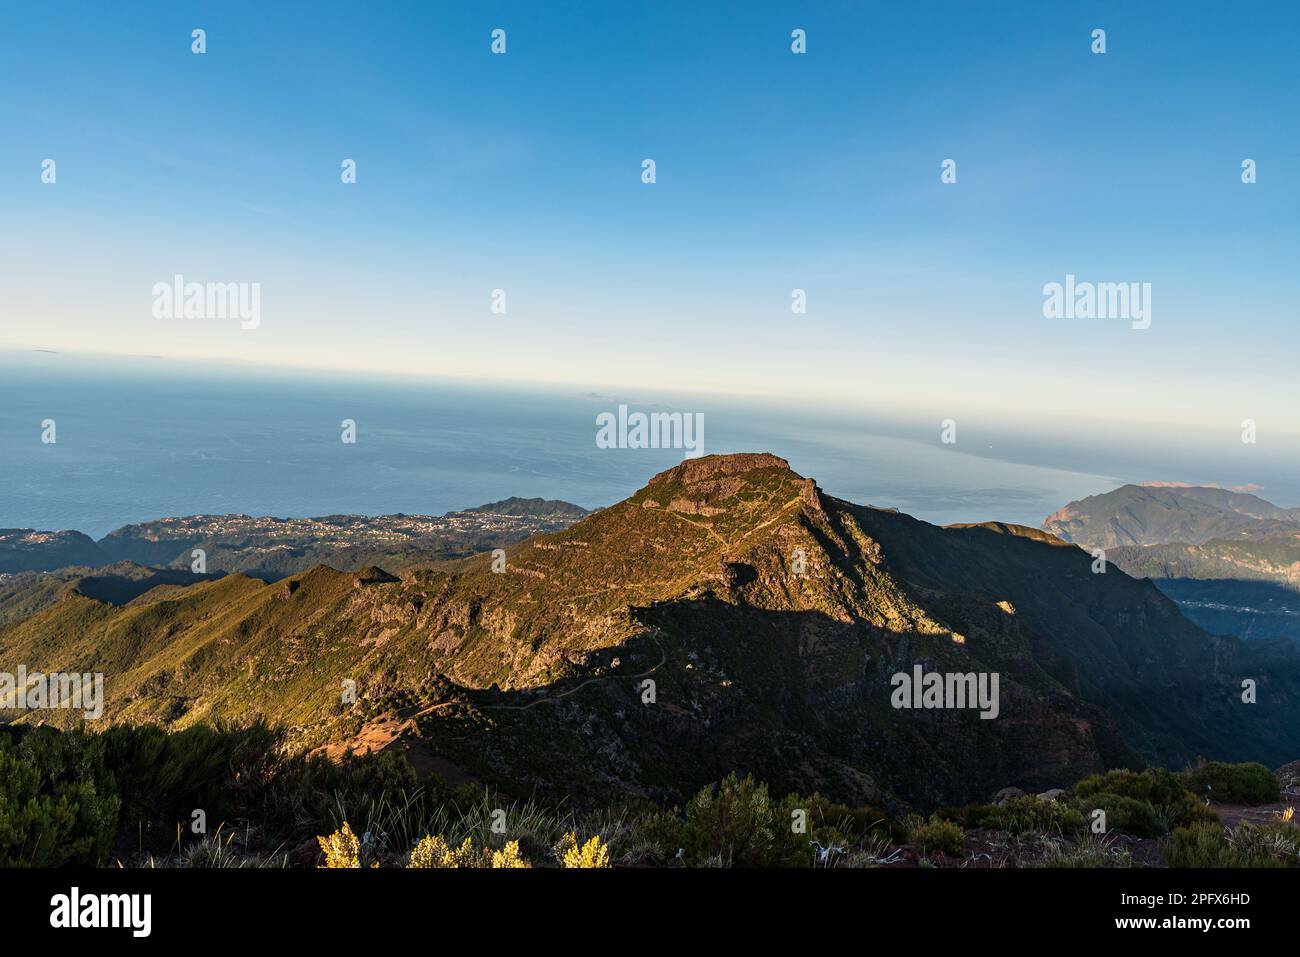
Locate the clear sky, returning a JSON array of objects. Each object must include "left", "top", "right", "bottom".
[{"left": 2, "top": 1, "right": 1298, "bottom": 436}]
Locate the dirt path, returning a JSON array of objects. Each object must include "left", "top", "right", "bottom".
[
  {"left": 408, "top": 627, "right": 665, "bottom": 718},
  {"left": 316, "top": 628, "right": 665, "bottom": 779},
  {"left": 484, "top": 629, "right": 666, "bottom": 712}
]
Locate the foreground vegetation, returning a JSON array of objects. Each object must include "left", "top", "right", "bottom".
[{"left": 0, "top": 723, "right": 1295, "bottom": 869}]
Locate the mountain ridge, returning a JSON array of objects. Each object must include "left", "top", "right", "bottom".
[
  {"left": 1043, "top": 483, "right": 1300, "bottom": 549},
  {"left": 1042, "top": 483, "right": 1300, "bottom": 645},
  {"left": 3, "top": 453, "right": 1296, "bottom": 810}
]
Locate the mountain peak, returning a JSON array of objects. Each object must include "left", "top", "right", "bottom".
[{"left": 647, "top": 452, "right": 793, "bottom": 487}]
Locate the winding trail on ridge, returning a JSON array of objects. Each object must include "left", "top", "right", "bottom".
[{"left": 412, "top": 626, "right": 666, "bottom": 717}]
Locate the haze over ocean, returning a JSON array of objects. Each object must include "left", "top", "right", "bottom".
[{"left": 4, "top": 351, "right": 1297, "bottom": 539}]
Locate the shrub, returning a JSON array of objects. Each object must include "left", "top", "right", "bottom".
[
  {"left": 92, "top": 721, "right": 429, "bottom": 853},
  {"left": 0, "top": 727, "right": 120, "bottom": 867},
  {"left": 490, "top": 840, "right": 531, "bottom": 868},
  {"left": 629, "top": 785, "right": 897, "bottom": 868},
  {"left": 1081, "top": 793, "right": 1162, "bottom": 838},
  {"left": 1070, "top": 768, "right": 1217, "bottom": 834},
  {"left": 100, "top": 723, "right": 270, "bottom": 848},
  {"left": 1071, "top": 768, "right": 1183, "bottom": 805},
  {"left": 555, "top": 832, "right": 610, "bottom": 868},
  {"left": 834, "top": 800, "right": 906, "bottom": 844},
  {"left": 254, "top": 742, "right": 423, "bottom": 845},
  {"left": 317, "top": 821, "right": 361, "bottom": 868},
  {"left": 681, "top": 773, "right": 782, "bottom": 867},
  {"left": 407, "top": 834, "right": 483, "bottom": 868},
  {"left": 1228, "top": 821, "right": 1298, "bottom": 866},
  {"left": 404, "top": 834, "right": 534, "bottom": 868},
  {"left": 628, "top": 809, "right": 687, "bottom": 861},
  {"left": 1162, "top": 823, "right": 1239, "bottom": 867},
  {"left": 791, "top": 795, "right": 906, "bottom": 843},
  {"left": 1153, "top": 792, "right": 1218, "bottom": 831},
  {"left": 1183, "top": 762, "right": 1279, "bottom": 805},
  {"left": 1162, "top": 821, "right": 1295, "bottom": 868},
  {"left": 1162, "top": 822, "right": 1271, "bottom": 868},
  {"left": 909, "top": 817, "right": 964, "bottom": 855},
  {"left": 940, "top": 797, "right": 1085, "bottom": 835}
]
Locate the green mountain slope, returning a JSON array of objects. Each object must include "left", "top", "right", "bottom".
[
  {"left": 1108, "top": 535, "right": 1300, "bottom": 587},
  {"left": 3, "top": 454, "right": 1296, "bottom": 810},
  {"left": 0, "top": 562, "right": 219, "bottom": 626}
]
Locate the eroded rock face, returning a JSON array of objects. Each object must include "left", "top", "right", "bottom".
[
  {"left": 648, "top": 453, "right": 790, "bottom": 487},
  {"left": 371, "top": 601, "right": 421, "bottom": 625}
]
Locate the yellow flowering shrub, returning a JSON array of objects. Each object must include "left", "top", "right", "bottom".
[
  {"left": 407, "top": 834, "right": 485, "bottom": 868},
  {"left": 555, "top": 832, "right": 610, "bottom": 868},
  {"left": 490, "top": 840, "right": 531, "bottom": 868},
  {"left": 317, "top": 821, "right": 361, "bottom": 869}
]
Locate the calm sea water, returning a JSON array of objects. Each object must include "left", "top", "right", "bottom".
[{"left": 2, "top": 353, "right": 1294, "bottom": 540}]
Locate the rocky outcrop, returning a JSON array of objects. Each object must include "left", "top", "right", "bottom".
[
  {"left": 648, "top": 453, "right": 790, "bottom": 487},
  {"left": 354, "top": 567, "right": 400, "bottom": 587}
]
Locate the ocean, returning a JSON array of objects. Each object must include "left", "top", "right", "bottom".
[{"left": 2, "top": 352, "right": 1294, "bottom": 540}]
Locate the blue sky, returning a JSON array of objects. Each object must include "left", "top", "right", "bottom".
[{"left": 2, "top": 1, "right": 1298, "bottom": 435}]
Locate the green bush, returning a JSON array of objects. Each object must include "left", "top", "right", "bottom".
[
  {"left": 1070, "top": 767, "right": 1218, "bottom": 832},
  {"left": 0, "top": 721, "right": 440, "bottom": 863},
  {"left": 1163, "top": 823, "right": 1245, "bottom": 867},
  {"left": 1153, "top": 793, "right": 1219, "bottom": 832},
  {"left": 786, "top": 793, "right": 906, "bottom": 844},
  {"left": 255, "top": 743, "right": 423, "bottom": 842},
  {"left": 1080, "top": 793, "right": 1162, "bottom": 838},
  {"left": 631, "top": 787, "right": 900, "bottom": 867},
  {"left": 1183, "top": 762, "right": 1279, "bottom": 805},
  {"left": 0, "top": 727, "right": 120, "bottom": 866},
  {"left": 629, "top": 808, "right": 688, "bottom": 862},
  {"left": 939, "top": 796, "right": 1085, "bottom": 835},
  {"left": 100, "top": 720, "right": 434, "bottom": 851},
  {"left": 680, "top": 772, "right": 807, "bottom": 867},
  {"left": 101, "top": 723, "right": 277, "bottom": 847},
  {"left": 910, "top": 816, "right": 964, "bottom": 855},
  {"left": 1071, "top": 768, "right": 1185, "bottom": 806},
  {"left": 1160, "top": 821, "right": 1293, "bottom": 868}
]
